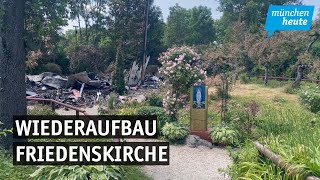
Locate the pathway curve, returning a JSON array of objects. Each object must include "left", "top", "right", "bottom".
[
  {"left": 142, "top": 145, "right": 231, "bottom": 180},
  {"left": 56, "top": 108, "right": 232, "bottom": 180}
]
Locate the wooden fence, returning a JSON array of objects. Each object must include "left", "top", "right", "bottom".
[{"left": 255, "top": 76, "right": 320, "bottom": 84}]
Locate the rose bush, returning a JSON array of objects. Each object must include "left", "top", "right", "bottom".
[{"left": 159, "top": 46, "right": 207, "bottom": 120}]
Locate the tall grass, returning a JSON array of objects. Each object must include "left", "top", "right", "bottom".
[{"left": 228, "top": 96, "right": 320, "bottom": 179}]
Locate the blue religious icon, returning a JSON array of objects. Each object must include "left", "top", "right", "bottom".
[{"left": 193, "top": 86, "right": 205, "bottom": 109}]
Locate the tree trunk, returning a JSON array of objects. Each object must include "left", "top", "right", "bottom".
[
  {"left": 77, "top": 14, "right": 82, "bottom": 45},
  {"left": 0, "top": 0, "right": 26, "bottom": 150},
  {"left": 306, "top": 33, "right": 319, "bottom": 53},
  {"left": 254, "top": 142, "right": 320, "bottom": 180},
  {"left": 85, "top": 22, "right": 89, "bottom": 45},
  {"left": 94, "top": 22, "right": 99, "bottom": 46},
  {"left": 264, "top": 68, "right": 269, "bottom": 86},
  {"left": 292, "top": 65, "right": 304, "bottom": 88},
  {"left": 140, "top": 0, "right": 150, "bottom": 85}
]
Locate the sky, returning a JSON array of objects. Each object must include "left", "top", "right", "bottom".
[{"left": 63, "top": 0, "right": 320, "bottom": 32}]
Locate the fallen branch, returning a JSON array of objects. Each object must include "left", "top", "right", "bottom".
[{"left": 253, "top": 141, "right": 320, "bottom": 180}]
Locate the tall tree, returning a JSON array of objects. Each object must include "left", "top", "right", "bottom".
[
  {"left": 163, "top": 4, "right": 190, "bottom": 47},
  {"left": 25, "top": 0, "right": 69, "bottom": 74},
  {"left": 0, "top": 0, "right": 26, "bottom": 150},
  {"left": 146, "top": 6, "right": 165, "bottom": 64},
  {"left": 108, "top": 0, "right": 146, "bottom": 92},
  {"left": 248, "top": 31, "right": 307, "bottom": 85},
  {"left": 89, "top": 0, "right": 108, "bottom": 45},
  {"left": 188, "top": 6, "right": 216, "bottom": 45},
  {"left": 25, "top": 0, "right": 69, "bottom": 52},
  {"left": 163, "top": 4, "right": 216, "bottom": 47},
  {"left": 69, "top": 0, "right": 84, "bottom": 44},
  {"left": 217, "top": 0, "right": 302, "bottom": 40}
]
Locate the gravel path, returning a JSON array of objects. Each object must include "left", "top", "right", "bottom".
[
  {"left": 142, "top": 145, "right": 231, "bottom": 180},
  {"left": 55, "top": 108, "right": 231, "bottom": 180}
]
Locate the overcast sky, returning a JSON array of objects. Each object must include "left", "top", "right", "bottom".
[{"left": 63, "top": 0, "right": 320, "bottom": 32}]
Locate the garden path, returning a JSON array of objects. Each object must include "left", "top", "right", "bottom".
[
  {"left": 142, "top": 145, "right": 231, "bottom": 180},
  {"left": 56, "top": 106, "right": 231, "bottom": 180}
]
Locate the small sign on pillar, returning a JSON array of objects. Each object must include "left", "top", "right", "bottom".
[{"left": 190, "top": 85, "right": 208, "bottom": 131}]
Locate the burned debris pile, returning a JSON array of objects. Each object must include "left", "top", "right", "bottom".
[
  {"left": 26, "top": 70, "right": 162, "bottom": 109},
  {"left": 26, "top": 71, "right": 112, "bottom": 108}
]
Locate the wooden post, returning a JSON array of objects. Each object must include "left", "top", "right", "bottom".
[
  {"left": 76, "top": 111, "right": 79, "bottom": 119},
  {"left": 51, "top": 101, "right": 55, "bottom": 112}
]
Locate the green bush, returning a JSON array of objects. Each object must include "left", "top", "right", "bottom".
[
  {"left": 108, "top": 93, "right": 117, "bottom": 110},
  {"left": 299, "top": 85, "right": 320, "bottom": 113},
  {"left": 137, "top": 106, "right": 171, "bottom": 134},
  {"left": 161, "top": 122, "right": 188, "bottom": 144},
  {"left": 55, "top": 54, "right": 70, "bottom": 75},
  {"left": 210, "top": 125, "right": 239, "bottom": 146},
  {"left": 112, "top": 54, "right": 126, "bottom": 94},
  {"left": 177, "top": 109, "right": 190, "bottom": 127},
  {"left": 284, "top": 84, "right": 298, "bottom": 94},
  {"left": 239, "top": 74, "right": 250, "bottom": 84},
  {"left": 146, "top": 92, "right": 163, "bottom": 107},
  {"left": 0, "top": 148, "right": 37, "bottom": 180},
  {"left": 118, "top": 107, "right": 138, "bottom": 115},
  {"left": 27, "top": 105, "right": 58, "bottom": 115},
  {"left": 222, "top": 101, "right": 260, "bottom": 141},
  {"left": 43, "top": 63, "right": 62, "bottom": 75},
  {"left": 68, "top": 45, "right": 107, "bottom": 73},
  {"left": 208, "top": 110, "right": 220, "bottom": 128},
  {"left": 30, "top": 165, "right": 123, "bottom": 180}
]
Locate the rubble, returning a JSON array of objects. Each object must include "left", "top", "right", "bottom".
[
  {"left": 26, "top": 70, "right": 161, "bottom": 109},
  {"left": 67, "top": 71, "right": 102, "bottom": 88},
  {"left": 26, "top": 91, "right": 38, "bottom": 97},
  {"left": 26, "top": 71, "right": 112, "bottom": 108},
  {"left": 41, "top": 76, "right": 67, "bottom": 89},
  {"left": 141, "top": 75, "right": 160, "bottom": 89}
]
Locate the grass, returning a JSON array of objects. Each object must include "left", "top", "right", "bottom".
[
  {"left": 223, "top": 83, "right": 320, "bottom": 179},
  {"left": 230, "top": 84, "right": 298, "bottom": 104},
  {"left": 123, "top": 166, "right": 152, "bottom": 180},
  {"left": 27, "top": 105, "right": 58, "bottom": 115},
  {"left": 0, "top": 149, "right": 37, "bottom": 180}
]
